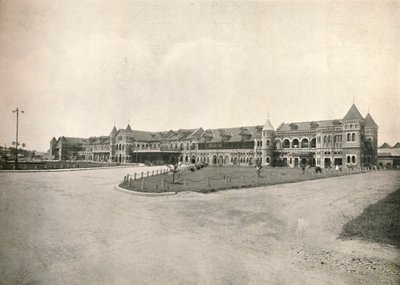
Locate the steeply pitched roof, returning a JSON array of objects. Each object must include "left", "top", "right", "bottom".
[
  {"left": 83, "top": 136, "right": 110, "bottom": 145},
  {"left": 198, "top": 126, "right": 262, "bottom": 143},
  {"left": 392, "top": 142, "right": 400, "bottom": 149},
  {"left": 379, "top": 142, "right": 392, "bottom": 149},
  {"left": 364, "top": 113, "right": 378, "bottom": 128},
  {"left": 57, "top": 137, "right": 86, "bottom": 147},
  {"left": 262, "top": 119, "right": 274, "bottom": 131},
  {"left": 109, "top": 126, "right": 117, "bottom": 136},
  {"left": 343, "top": 104, "right": 364, "bottom": 121},
  {"left": 276, "top": 119, "right": 341, "bottom": 132}
]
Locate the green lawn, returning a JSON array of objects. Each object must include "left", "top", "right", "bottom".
[{"left": 120, "top": 165, "right": 367, "bottom": 194}]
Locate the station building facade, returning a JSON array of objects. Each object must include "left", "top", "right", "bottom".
[{"left": 49, "top": 104, "right": 378, "bottom": 168}]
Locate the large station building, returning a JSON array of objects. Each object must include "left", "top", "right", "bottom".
[{"left": 49, "top": 104, "right": 378, "bottom": 168}]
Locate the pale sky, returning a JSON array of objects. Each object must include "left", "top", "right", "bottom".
[{"left": 0, "top": 0, "right": 399, "bottom": 151}]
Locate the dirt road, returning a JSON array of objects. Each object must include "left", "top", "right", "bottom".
[{"left": 0, "top": 168, "right": 399, "bottom": 284}]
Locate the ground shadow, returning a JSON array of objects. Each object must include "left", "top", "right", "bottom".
[{"left": 339, "top": 188, "right": 400, "bottom": 248}]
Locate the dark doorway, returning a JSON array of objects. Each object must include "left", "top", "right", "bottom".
[{"left": 324, "top": 158, "right": 331, "bottom": 168}]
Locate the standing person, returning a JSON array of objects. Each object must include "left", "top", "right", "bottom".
[
  {"left": 256, "top": 163, "right": 263, "bottom": 178},
  {"left": 301, "top": 163, "right": 306, "bottom": 175}
]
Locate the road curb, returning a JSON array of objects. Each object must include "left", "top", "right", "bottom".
[{"left": 114, "top": 183, "right": 177, "bottom": 196}]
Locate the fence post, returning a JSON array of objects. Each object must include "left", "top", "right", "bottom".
[
  {"left": 161, "top": 179, "right": 165, "bottom": 192},
  {"left": 134, "top": 173, "right": 137, "bottom": 180},
  {"left": 147, "top": 171, "right": 149, "bottom": 177},
  {"left": 152, "top": 170, "right": 154, "bottom": 176},
  {"left": 128, "top": 178, "right": 132, "bottom": 188},
  {"left": 141, "top": 178, "right": 145, "bottom": 191},
  {"left": 255, "top": 176, "right": 258, "bottom": 186},
  {"left": 141, "top": 172, "right": 144, "bottom": 179},
  {"left": 185, "top": 178, "right": 188, "bottom": 189}
]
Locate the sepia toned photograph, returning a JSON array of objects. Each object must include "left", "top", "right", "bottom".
[{"left": 0, "top": 0, "right": 399, "bottom": 284}]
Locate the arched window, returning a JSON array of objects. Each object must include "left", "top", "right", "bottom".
[
  {"left": 282, "top": 139, "right": 290, "bottom": 148},
  {"left": 323, "top": 136, "right": 327, "bottom": 143},
  {"left": 327, "top": 135, "right": 331, "bottom": 143},
  {"left": 266, "top": 140, "right": 270, "bottom": 146},
  {"left": 301, "top": 138, "right": 309, "bottom": 148},
  {"left": 310, "top": 138, "right": 316, "bottom": 148},
  {"left": 347, "top": 133, "right": 351, "bottom": 141},
  {"left": 352, "top": 133, "right": 356, "bottom": 141},
  {"left": 266, "top": 157, "right": 270, "bottom": 163},
  {"left": 292, "top": 139, "right": 299, "bottom": 148},
  {"left": 352, "top": 156, "right": 356, "bottom": 163},
  {"left": 347, "top": 156, "right": 351, "bottom": 163}
]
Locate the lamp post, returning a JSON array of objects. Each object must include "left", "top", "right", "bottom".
[{"left": 12, "top": 107, "right": 24, "bottom": 170}]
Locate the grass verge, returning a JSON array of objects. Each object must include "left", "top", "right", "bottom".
[{"left": 339, "top": 188, "right": 400, "bottom": 248}]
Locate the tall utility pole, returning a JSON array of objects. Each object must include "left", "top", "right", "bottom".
[{"left": 12, "top": 107, "right": 24, "bottom": 170}]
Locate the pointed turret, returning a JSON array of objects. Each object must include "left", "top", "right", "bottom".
[
  {"left": 262, "top": 119, "right": 275, "bottom": 131},
  {"left": 365, "top": 113, "right": 378, "bottom": 128},
  {"left": 109, "top": 126, "right": 117, "bottom": 136},
  {"left": 261, "top": 118, "right": 275, "bottom": 166},
  {"left": 343, "top": 104, "right": 364, "bottom": 121},
  {"left": 126, "top": 124, "right": 132, "bottom": 132}
]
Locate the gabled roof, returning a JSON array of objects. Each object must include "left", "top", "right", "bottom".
[
  {"left": 85, "top": 136, "right": 110, "bottom": 145},
  {"left": 276, "top": 119, "right": 341, "bottom": 132},
  {"left": 392, "top": 142, "right": 400, "bottom": 149},
  {"left": 163, "top": 129, "right": 197, "bottom": 141},
  {"left": 198, "top": 126, "right": 262, "bottom": 143},
  {"left": 364, "top": 113, "right": 378, "bottom": 128},
  {"left": 57, "top": 137, "right": 86, "bottom": 147},
  {"left": 343, "top": 104, "right": 364, "bottom": 121},
  {"left": 186, "top": 128, "right": 205, "bottom": 140},
  {"left": 379, "top": 142, "right": 392, "bottom": 149}
]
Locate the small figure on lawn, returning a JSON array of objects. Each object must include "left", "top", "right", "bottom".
[
  {"left": 301, "top": 163, "right": 306, "bottom": 175},
  {"left": 256, "top": 162, "right": 263, "bottom": 178},
  {"left": 170, "top": 163, "right": 179, "bottom": 184}
]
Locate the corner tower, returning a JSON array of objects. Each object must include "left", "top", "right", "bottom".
[
  {"left": 261, "top": 118, "right": 275, "bottom": 165},
  {"left": 342, "top": 104, "right": 365, "bottom": 167},
  {"left": 364, "top": 113, "right": 378, "bottom": 165},
  {"left": 109, "top": 126, "right": 117, "bottom": 162}
]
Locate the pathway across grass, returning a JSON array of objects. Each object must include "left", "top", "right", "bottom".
[{"left": 119, "top": 166, "right": 374, "bottom": 194}]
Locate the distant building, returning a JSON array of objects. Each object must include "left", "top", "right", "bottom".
[
  {"left": 49, "top": 104, "right": 378, "bottom": 168},
  {"left": 377, "top": 142, "right": 400, "bottom": 169}
]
